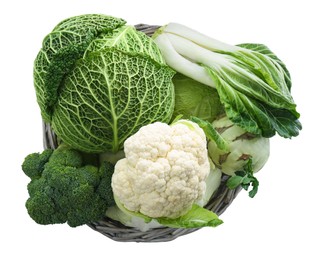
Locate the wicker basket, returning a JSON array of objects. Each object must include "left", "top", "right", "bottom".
[{"left": 41, "top": 24, "right": 242, "bottom": 242}]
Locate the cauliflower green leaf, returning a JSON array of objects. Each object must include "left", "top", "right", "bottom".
[
  {"left": 112, "top": 197, "right": 223, "bottom": 229},
  {"left": 157, "top": 204, "right": 223, "bottom": 228}
]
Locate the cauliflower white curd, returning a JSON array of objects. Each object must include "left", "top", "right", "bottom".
[{"left": 111, "top": 120, "right": 211, "bottom": 219}]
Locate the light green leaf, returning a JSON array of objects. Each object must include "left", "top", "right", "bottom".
[
  {"left": 157, "top": 204, "right": 223, "bottom": 228},
  {"left": 171, "top": 73, "right": 224, "bottom": 123},
  {"left": 170, "top": 114, "right": 184, "bottom": 124},
  {"left": 114, "top": 195, "right": 152, "bottom": 223},
  {"left": 85, "top": 25, "right": 166, "bottom": 65},
  {"left": 191, "top": 116, "right": 229, "bottom": 151},
  {"left": 237, "top": 43, "right": 291, "bottom": 91}
]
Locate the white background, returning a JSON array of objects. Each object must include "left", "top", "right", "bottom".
[{"left": 1, "top": 0, "right": 312, "bottom": 259}]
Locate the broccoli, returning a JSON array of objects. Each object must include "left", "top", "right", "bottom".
[
  {"left": 22, "top": 149, "right": 53, "bottom": 179},
  {"left": 97, "top": 162, "right": 115, "bottom": 206},
  {"left": 22, "top": 144, "right": 115, "bottom": 227}
]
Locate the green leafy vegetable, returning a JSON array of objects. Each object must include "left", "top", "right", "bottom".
[
  {"left": 34, "top": 14, "right": 126, "bottom": 122},
  {"left": 153, "top": 23, "right": 301, "bottom": 138},
  {"left": 226, "top": 158, "right": 259, "bottom": 198},
  {"left": 171, "top": 73, "right": 224, "bottom": 122},
  {"left": 52, "top": 48, "right": 175, "bottom": 153},
  {"left": 34, "top": 15, "right": 175, "bottom": 153},
  {"left": 157, "top": 204, "right": 223, "bottom": 228},
  {"left": 85, "top": 25, "right": 165, "bottom": 65}
]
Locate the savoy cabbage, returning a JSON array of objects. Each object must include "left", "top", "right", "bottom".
[{"left": 34, "top": 14, "right": 175, "bottom": 153}]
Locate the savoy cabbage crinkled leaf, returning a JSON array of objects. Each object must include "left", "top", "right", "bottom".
[
  {"left": 85, "top": 25, "right": 166, "bottom": 65},
  {"left": 34, "top": 14, "right": 175, "bottom": 153},
  {"left": 52, "top": 48, "right": 174, "bottom": 153},
  {"left": 34, "top": 14, "right": 126, "bottom": 122}
]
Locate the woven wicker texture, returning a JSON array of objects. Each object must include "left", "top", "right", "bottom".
[{"left": 41, "top": 24, "right": 242, "bottom": 242}]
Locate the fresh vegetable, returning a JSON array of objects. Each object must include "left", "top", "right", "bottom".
[
  {"left": 207, "top": 116, "right": 270, "bottom": 176},
  {"left": 112, "top": 119, "right": 209, "bottom": 218},
  {"left": 109, "top": 193, "right": 222, "bottom": 230},
  {"left": 157, "top": 204, "right": 222, "bottom": 228},
  {"left": 226, "top": 158, "right": 259, "bottom": 198},
  {"left": 23, "top": 15, "right": 302, "bottom": 233},
  {"left": 107, "top": 151, "right": 222, "bottom": 231},
  {"left": 106, "top": 205, "right": 163, "bottom": 232},
  {"left": 171, "top": 73, "right": 224, "bottom": 122},
  {"left": 197, "top": 167, "right": 222, "bottom": 207},
  {"left": 34, "top": 14, "right": 175, "bottom": 153},
  {"left": 111, "top": 119, "right": 222, "bottom": 228},
  {"left": 191, "top": 116, "right": 229, "bottom": 151},
  {"left": 22, "top": 144, "right": 115, "bottom": 227},
  {"left": 191, "top": 116, "right": 267, "bottom": 197},
  {"left": 153, "top": 23, "right": 301, "bottom": 138}
]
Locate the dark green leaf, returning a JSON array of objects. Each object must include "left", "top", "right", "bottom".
[
  {"left": 226, "top": 176, "right": 243, "bottom": 189},
  {"left": 203, "top": 42, "right": 302, "bottom": 139},
  {"left": 226, "top": 158, "right": 259, "bottom": 198},
  {"left": 206, "top": 66, "right": 301, "bottom": 138}
]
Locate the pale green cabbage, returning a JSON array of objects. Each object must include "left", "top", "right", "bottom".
[
  {"left": 171, "top": 73, "right": 224, "bottom": 122},
  {"left": 34, "top": 14, "right": 175, "bottom": 153}
]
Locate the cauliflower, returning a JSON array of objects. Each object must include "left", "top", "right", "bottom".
[{"left": 111, "top": 120, "right": 210, "bottom": 219}]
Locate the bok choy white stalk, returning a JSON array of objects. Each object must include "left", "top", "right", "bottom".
[{"left": 153, "top": 23, "right": 301, "bottom": 138}]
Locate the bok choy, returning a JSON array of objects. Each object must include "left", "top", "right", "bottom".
[{"left": 153, "top": 23, "right": 301, "bottom": 138}]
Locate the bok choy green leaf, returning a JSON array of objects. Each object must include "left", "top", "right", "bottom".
[{"left": 153, "top": 23, "right": 301, "bottom": 138}]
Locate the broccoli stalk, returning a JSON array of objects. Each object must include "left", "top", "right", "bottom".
[{"left": 22, "top": 144, "right": 115, "bottom": 227}]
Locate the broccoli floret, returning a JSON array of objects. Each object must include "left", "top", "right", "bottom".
[
  {"left": 22, "top": 145, "right": 115, "bottom": 227},
  {"left": 97, "top": 161, "right": 115, "bottom": 207},
  {"left": 48, "top": 144, "right": 83, "bottom": 167},
  {"left": 26, "top": 191, "right": 67, "bottom": 224},
  {"left": 22, "top": 149, "right": 53, "bottom": 179}
]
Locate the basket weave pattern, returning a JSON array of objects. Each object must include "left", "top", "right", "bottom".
[{"left": 41, "top": 24, "right": 242, "bottom": 242}]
